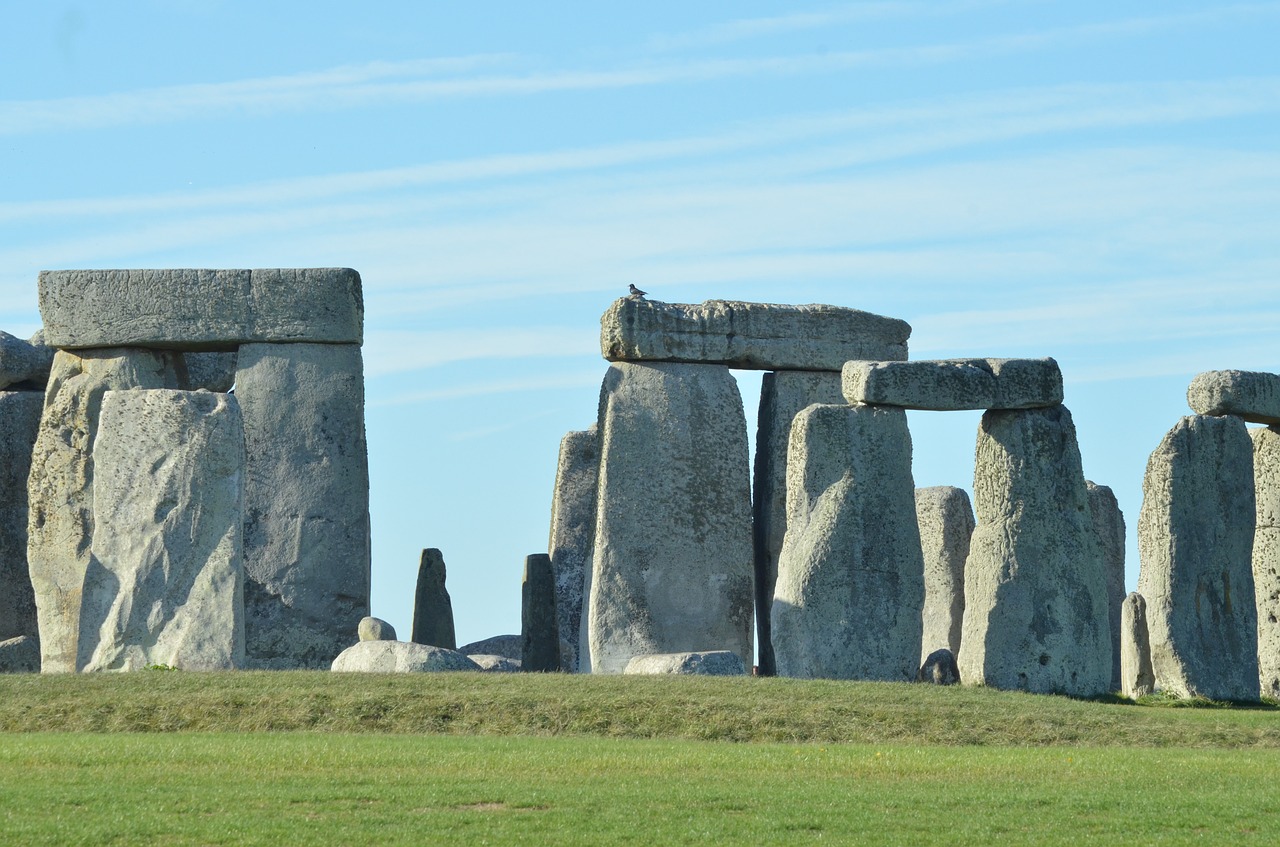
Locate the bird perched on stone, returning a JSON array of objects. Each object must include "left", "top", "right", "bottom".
[{"left": 628, "top": 284, "right": 647, "bottom": 299}]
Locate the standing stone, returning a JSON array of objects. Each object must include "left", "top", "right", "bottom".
[
  {"left": 237, "top": 343, "right": 370, "bottom": 669},
  {"left": 1120, "top": 592, "right": 1155, "bottom": 699},
  {"left": 0, "top": 331, "right": 54, "bottom": 390},
  {"left": 771, "top": 403, "right": 924, "bottom": 681},
  {"left": 83, "top": 390, "right": 245, "bottom": 672},
  {"left": 958, "top": 405, "right": 1112, "bottom": 696},
  {"left": 1087, "top": 481, "right": 1127, "bottom": 692},
  {"left": 0, "top": 392, "right": 43, "bottom": 642},
  {"left": 1250, "top": 425, "right": 1280, "bottom": 699},
  {"left": 1137, "top": 415, "right": 1259, "bottom": 701},
  {"left": 915, "top": 486, "right": 974, "bottom": 662},
  {"left": 180, "top": 351, "right": 238, "bottom": 393},
  {"left": 411, "top": 548, "right": 456, "bottom": 650},
  {"left": 522, "top": 553, "right": 560, "bottom": 672},
  {"left": 546, "top": 426, "right": 598, "bottom": 671},
  {"left": 27, "top": 348, "right": 184, "bottom": 673},
  {"left": 589, "top": 362, "right": 754, "bottom": 674},
  {"left": 752, "top": 370, "right": 844, "bottom": 676}
]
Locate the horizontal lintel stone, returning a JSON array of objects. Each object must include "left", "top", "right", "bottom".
[
  {"left": 841, "top": 357, "right": 1063, "bottom": 410},
  {"left": 600, "top": 298, "right": 909, "bottom": 371},
  {"left": 38, "top": 268, "right": 363, "bottom": 350},
  {"left": 1187, "top": 370, "right": 1280, "bottom": 424}
]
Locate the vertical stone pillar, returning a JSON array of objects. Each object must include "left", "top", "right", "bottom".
[
  {"left": 547, "top": 425, "right": 598, "bottom": 672},
  {"left": 27, "top": 348, "right": 184, "bottom": 672},
  {"left": 771, "top": 403, "right": 924, "bottom": 680},
  {"left": 0, "top": 392, "right": 43, "bottom": 643},
  {"left": 752, "top": 370, "right": 844, "bottom": 676},
  {"left": 84, "top": 389, "right": 245, "bottom": 671},
  {"left": 411, "top": 548, "right": 456, "bottom": 650},
  {"left": 1086, "top": 481, "right": 1127, "bottom": 692},
  {"left": 1120, "top": 591, "right": 1155, "bottom": 699},
  {"left": 916, "top": 485, "right": 974, "bottom": 662},
  {"left": 1137, "top": 415, "right": 1259, "bottom": 701},
  {"left": 589, "top": 362, "right": 753, "bottom": 674},
  {"left": 959, "top": 405, "right": 1112, "bottom": 696},
  {"left": 1250, "top": 425, "right": 1280, "bottom": 699},
  {"left": 522, "top": 553, "right": 559, "bottom": 672},
  {"left": 236, "top": 343, "right": 370, "bottom": 669}
]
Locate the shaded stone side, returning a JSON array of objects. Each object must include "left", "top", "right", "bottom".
[
  {"left": 27, "top": 348, "right": 184, "bottom": 672},
  {"left": 1188, "top": 370, "right": 1280, "bottom": 425},
  {"left": 84, "top": 390, "right": 245, "bottom": 671},
  {"left": 752, "top": 370, "right": 844, "bottom": 676},
  {"left": 237, "top": 343, "right": 371, "bottom": 669},
  {"left": 411, "top": 548, "right": 456, "bottom": 650},
  {"left": 958, "top": 405, "right": 1112, "bottom": 696},
  {"left": 1120, "top": 592, "right": 1155, "bottom": 699},
  {"left": 546, "top": 425, "right": 598, "bottom": 672},
  {"left": 1137, "top": 415, "right": 1259, "bottom": 701},
  {"left": 1251, "top": 425, "right": 1280, "bottom": 699},
  {"left": 522, "top": 553, "right": 560, "bottom": 672},
  {"left": 772, "top": 403, "right": 924, "bottom": 681},
  {"left": 588, "top": 362, "right": 753, "bottom": 674},
  {"left": 0, "top": 392, "right": 43, "bottom": 643},
  {"left": 915, "top": 486, "right": 974, "bottom": 662},
  {"left": 1086, "top": 481, "right": 1127, "bottom": 692},
  {"left": 842, "top": 358, "right": 1063, "bottom": 411}
]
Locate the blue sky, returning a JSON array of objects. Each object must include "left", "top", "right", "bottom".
[{"left": 4, "top": 2, "right": 1279, "bottom": 647}]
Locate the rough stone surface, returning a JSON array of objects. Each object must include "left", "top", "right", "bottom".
[
  {"left": 181, "top": 351, "right": 238, "bottom": 393},
  {"left": 237, "top": 343, "right": 370, "bottom": 669},
  {"left": 589, "top": 362, "right": 754, "bottom": 674},
  {"left": 546, "top": 426, "right": 598, "bottom": 672},
  {"left": 771, "top": 403, "right": 924, "bottom": 681},
  {"left": 27, "top": 348, "right": 185, "bottom": 672},
  {"left": 915, "top": 486, "right": 974, "bottom": 662},
  {"left": 958, "top": 405, "right": 1112, "bottom": 696},
  {"left": 83, "top": 389, "right": 244, "bottom": 672},
  {"left": 623, "top": 651, "right": 747, "bottom": 675},
  {"left": 752, "top": 370, "right": 844, "bottom": 676},
  {"left": 842, "top": 358, "right": 1063, "bottom": 411},
  {"left": 1120, "top": 592, "right": 1155, "bottom": 698},
  {"left": 358, "top": 617, "right": 397, "bottom": 642},
  {"left": 39, "top": 268, "right": 364, "bottom": 349},
  {"left": 1087, "top": 481, "right": 1127, "bottom": 692},
  {"left": 1250, "top": 425, "right": 1280, "bottom": 699},
  {"left": 522, "top": 553, "right": 560, "bottom": 672},
  {"left": 0, "top": 331, "right": 54, "bottom": 389},
  {"left": 1187, "top": 370, "right": 1280, "bottom": 424},
  {"left": 469, "top": 654, "right": 522, "bottom": 672},
  {"left": 601, "top": 298, "right": 910, "bottom": 371},
  {"left": 1137, "top": 415, "right": 1259, "bottom": 701},
  {"left": 411, "top": 548, "right": 456, "bottom": 650},
  {"left": 917, "top": 648, "right": 961, "bottom": 685},
  {"left": 331, "top": 640, "right": 481, "bottom": 673},
  {"left": 0, "top": 392, "right": 43, "bottom": 642},
  {"left": 0, "top": 635, "right": 40, "bottom": 673},
  {"left": 458, "top": 634, "right": 521, "bottom": 660}
]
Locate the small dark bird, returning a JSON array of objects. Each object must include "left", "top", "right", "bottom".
[{"left": 628, "top": 284, "right": 647, "bottom": 298}]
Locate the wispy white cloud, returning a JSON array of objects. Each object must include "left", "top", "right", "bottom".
[
  {"left": 369, "top": 371, "right": 602, "bottom": 408},
  {"left": 363, "top": 327, "right": 599, "bottom": 378}
]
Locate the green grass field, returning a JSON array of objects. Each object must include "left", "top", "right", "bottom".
[{"left": 2, "top": 672, "right": 1277, "bottom": 845}]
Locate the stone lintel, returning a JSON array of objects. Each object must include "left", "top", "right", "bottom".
[
  {"left": 842, "top": 357, "right": 1063, "bottom": 410},
  {"left": 1188, "top": 370, "right": 1280, "bottom": 424}
]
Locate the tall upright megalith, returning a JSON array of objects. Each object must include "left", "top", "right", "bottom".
[
  {"left": 1086, "top": 481, "right": 1127, "bottom": 692},
  {"left": 588, "top": 362, "right": 753, "bottom": 674},
  {"left": 1137, "top": 414, "right": 1259, "bottom": 701},
  {"left": 0, "top": 391, "right": 44, "bottom": 643},
  {"left": 915, "top": 485, "right": 974, "bottom": 661},
  {"left": 411, "top": 548, "right": 456, "bottom": 650},
  {"left": 546, "top": 425, "right": 598, "bottom": 672},
  {"left": 1253, "top": 425, "right": 1280, "bottom": 699}
]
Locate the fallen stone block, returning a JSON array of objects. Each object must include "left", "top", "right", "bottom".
[
  {"left": 358, "top": 617, "right": 397, "bottom": 642},
  {"left": 601, "top": 299, "right": 910, "bottom": 371},
  {"left": 546, "top": 426, "right": 598, "bottom": 672},
  {"left": 0, "top": 635, "right": 40, "bottom": 673},
  {"left": 469, "top": 654, "right": 522, "bottom": 672},
  {"left": 1120, "top": 592, "right": 1155, "bottom": 699},
  {"left": 0, "top": 331, "right": 54, "bottom": 389},
  {"left": 917, "top": 648, "right": 960, "bottom": 685},
  {"left": 0, "top": 391, "right": 43, "bottom": 643},
  {"left": 411, "top": 549, "right": 456, "bottom": 650},
  {"left": 623, "top": 651, "right": 747, "bottom": 675},
  {"left": 1251, "top": 425, "right": 1280, "bottom": 700},
  {"left": 331, "top": 640, "right": 481, "bottom": 672},
  {"left": 458, "top": 634, "right": 521, "bottom": 660},
  {"left": 842, "top": 358, "right": 1063, "bottom": 410},
  {"left": 1187, "top": 370, "right": 1280, "bottom": 424},
  {"left": 916, "top": 486, "right": 974, "bottom": 662}
]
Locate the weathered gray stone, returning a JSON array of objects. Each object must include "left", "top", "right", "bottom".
[
  {"left": 601, "top": 299, "right": 910, "bottom": 371},
  {"left": 1250, "top": 425, "right": 1280, "bottom": 699},
  {"left": 917, "top": 648, "right": 960, "bottom": 685},
  {"left": 458, "top": 634, "right": 520, "bottom": 659},
  {"left": 27, "top": 348, "right": 185, "bottom": 673},
  {"left": 0, "top": 392, "right": 42, "bottom": 643},
  {"left": 772, "top": 403, "right": 924, "bottom": 681},
  {"left": 623, "top": 651, "right": 747, "bottom": 675},
  {"left": 546, "top": 426, "right": 598, "bottom": 672},
  {"left": 1188, "top": 370, "right": 1280, "bottom": 424},
  {"left": 1137, "top": 415, "right": 1259, "bottom": 701},
  {"left": 411, "top": 548, "right": 456, "bottom": 650},
  {"left": 589, "top": 362, "right": 754, "bottom": 674},
  {"left": 83, "top": 389, "right": 245, "bottom": 672},
  {"left": 330, "top": 640, "right": 481, "bottom": 673},
  {"left": 916, "top": 486, "right": 974, "bottom": 662},
  {"left": 752, "top": 370, "right": 844, "bottom": 677},
  {"left": 0, "top": 331, "right": 54, "bottom": 389},
  {"left": 0, "top": 635, "right": 39, "bottom": 673},
  {"left": 358, "top": 617, "right": 397, "bottom": 642},
  {"left": 1120, "top": 592, "right": 1155, "bottom": 699},
  {"left": 958, "top": 405, "right": 1112, "bottom": 696},
  {"left": 522, "top": 553, "right": 559, "bottom": 672},
  {"left": 237, "top": 343, "right": 370, "bottom": 669},
  {"left": 842, "top": 358, "right": 1063, "bottom": 411},
  {"left": 180, "top": 351, "right": 238, "bottom": 393},
  {"left": 469, "top": 654, "right": 522, "bottom": 672},
  {"left": 39, "top": 268, "right": 363, "bottom": 349},
  {"left": 1086, "top": 481, "right": 1127, "bottom": 692}
]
